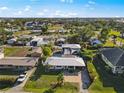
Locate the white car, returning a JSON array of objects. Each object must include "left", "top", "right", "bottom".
[{"left": 17, "top": 72, "right": 27, "bottom": 83}]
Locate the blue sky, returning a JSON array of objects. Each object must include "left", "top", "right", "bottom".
[{"left": 0, "top": 0, "right": 124, "bottom": 17}]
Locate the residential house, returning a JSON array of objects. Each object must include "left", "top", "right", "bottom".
[
  {"left": 55, "top": 38, "right": 66, "bottom": 46},
  {"left": 44, "top": 56, "right": 85, "bottom": 70},
  {"left": 100, "top": 48, "right": 124, "bottom": 74},
  {"left": 62, "top": 44, "right": 81, "bottom": 55},
  {"left": 4, "top": 27, "right": 20, "bottom": 32},
  {"left": 0, "top": 48, "right": 39, "bottom": 71},
  {"left": 44, "top": 44, "right": 85, "bottom": 70},
  {"left": 27, "top": 37, "right": 48, "bottom": 46},
  {"left": 7, "top": 37, "right": 17, "bottom": 45},
  {"left": 90, "top": 39, "right": 102, "bottom": 46},
  {"left": 0, "top": 57, "right": 38, "bottom": 71}
]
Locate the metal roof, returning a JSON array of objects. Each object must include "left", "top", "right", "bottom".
[
  {"left": 0, "top": 57, "right": 38, "bottom": 67},
  {"left": 62, "top": 44, "right": 81, "bottom": 49},
  {"left": 45, "top": 57, "right": 85, "bottom": 67}
]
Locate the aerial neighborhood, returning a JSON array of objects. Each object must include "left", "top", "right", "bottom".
[{"left": 0, "top": 18, "right": 124, "bottom": 93}]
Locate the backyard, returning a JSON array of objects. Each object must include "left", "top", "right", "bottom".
[
  {"left": 24, "top": 63, "right": 79, "bottom": 93},
  {"left": 4, "top": 47, "right": 31, "bottom": 57}
]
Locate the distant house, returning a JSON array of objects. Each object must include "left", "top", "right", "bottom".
[
  {"left": 56, "top": 38, "right": 66, "bottom": 46},
  {"left": 7, "top": 38, "right": 17, "bottom": 45},
  {"left": 31, "top": 26, "right": 42, "bottom": 33},
  {"left": 0, "top": 57, "right": 38, "bottom": 71},
  {"left": 25, "top": 21, "right": 36, "bottom": 28},
  {"left": 90, "top": 39, "right": 102, "bottom": 46},
  {"left": 4, "top": 27, "right": 20, "bottom": 32},
  {"left": 44, "top": 56, "right": 85, "bottom": 70},
  {"left": 100, "top": 48, "right": 124, "bottom": 74},
  {"left": 27, "top": 37, "right": 48, "bottom": 46},
  {"left": 62, "top": 44, "right": 81, "bottom": 55}
]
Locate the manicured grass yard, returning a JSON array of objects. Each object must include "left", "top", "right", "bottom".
[
  {"left": 13, "top": 30, "right": 31, "bottom": 37},
  {"left": 24, "top": 63, "right": 79, "bottom": 93},
  {"left": 4, "top": 47, "right": 30, "bottom": 57}
]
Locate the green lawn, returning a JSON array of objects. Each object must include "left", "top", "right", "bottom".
[
  {"left": 13, "top": 30, "right": 31, "bottom": 37},
  {"left": 4, "top": 47, "right": 30, "bottom": 57},
  {"left": 87, "top": 53, "right": 124, "bottom": 93},
  {"left": 24, "top": 63, "right": 79, "bottom": 93}
]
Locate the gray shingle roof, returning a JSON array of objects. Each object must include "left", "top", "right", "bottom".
[{"left": 101, "top": 48, "right": 124, "bottom": 66}]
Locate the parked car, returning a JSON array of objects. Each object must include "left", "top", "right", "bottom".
[{"left": 17, "top": 72, "right": 27, "bottom": 83}]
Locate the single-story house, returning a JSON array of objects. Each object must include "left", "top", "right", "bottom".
[
  {"left": 62, "top": 44, "right": 81, "bottom": 55},
  {"left": 0, "top": 57, "right": 39, "bottom": 71},
  {"left": 100, "top": 48, "right": 124, "bottom": 74},
  {"left": 4, "top": 27, "right": 20, "bottom": 32},
  {"left": 55, "top": 38, "right": 66, "bottom": 46},
  {"left": 7, "top": 37, "right": 17, "bottom": 45},
  {"left": 27, "top": 37, "right": 48, "bottom": 46},
  {"left": 90, "top": 39, "right": 102, "bottom": 46},
  {"left": 28, "top": 47, "right": 43, "bottom": 57},
  {"left": 44, "top": 56, "right": 85, "bottom": 70}
]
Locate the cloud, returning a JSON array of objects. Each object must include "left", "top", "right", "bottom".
[
  {"left": 60, "top": 0, "right": 73, "bottom": 4},
  {"left": 51, "top": 10, "right": 78, "bottom": 17},
  {"left": 85, "top": 0, "right": 96, "bottom": 10},
  {"left": 37, "top": 12, "right": 44, "bottom": 16},
  {"left": 88, "top": 1, "right": 96, "bottom": 4},
  {"left": 24, "top": 5, "right": 31, "bottom": 12},
  {"left": 14, "top": 11, "right": 22, "bottom": 15},
  {"left": 30, "top": 0, "right": 39, "bottom": 2},
  {"left": 0, "top": 7, "right": 8, "bottom": 10},
  {"left": 43, "top": 9, "right": 48, "bottom": 12}
]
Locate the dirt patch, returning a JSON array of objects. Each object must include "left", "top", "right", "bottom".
[{"left": 64, "top": 73, "right": 81, "bottom": 83}]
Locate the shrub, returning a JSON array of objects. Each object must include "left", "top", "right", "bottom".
[{"left": 43, "top": 88, "right": 54, "bottom": 93}]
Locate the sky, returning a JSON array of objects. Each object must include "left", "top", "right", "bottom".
[{"left": 0, "top": 0, "right": 124, "bottom": 18}]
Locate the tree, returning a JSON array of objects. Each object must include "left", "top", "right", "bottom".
[
  {"left": 57, "top": 73, "right": 64, "bottom": 86},
  {"left": 42, "top": 46, "right": 52, "bottom": 57},
  {"left": 41, "top": 24, "right": 48, "bottom": 34}
]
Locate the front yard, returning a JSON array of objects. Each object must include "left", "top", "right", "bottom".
[{"left": 24, "top": 63, "right": 79, "bottom": 93}]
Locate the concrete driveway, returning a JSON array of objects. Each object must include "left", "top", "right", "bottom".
[{"left": 3, "top": 68, "right": 36, "bottom": 93}]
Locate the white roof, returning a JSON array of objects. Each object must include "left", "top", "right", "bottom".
[
  {"left": 62, "top": 44, "right": 81, "bottom": 49},
  {"left": 45, "top": 57, "right": 85, "bottom": 67},
  {"left": 31, "top": 37, "right": 43, "bottom": 42}
]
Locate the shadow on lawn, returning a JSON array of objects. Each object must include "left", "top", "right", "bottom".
[
  {"left": 29, "top": 62, "right": 61, "bottom": 81},
  {"left": 93, "top": 55, "right": 124, "bottom": 93}
]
